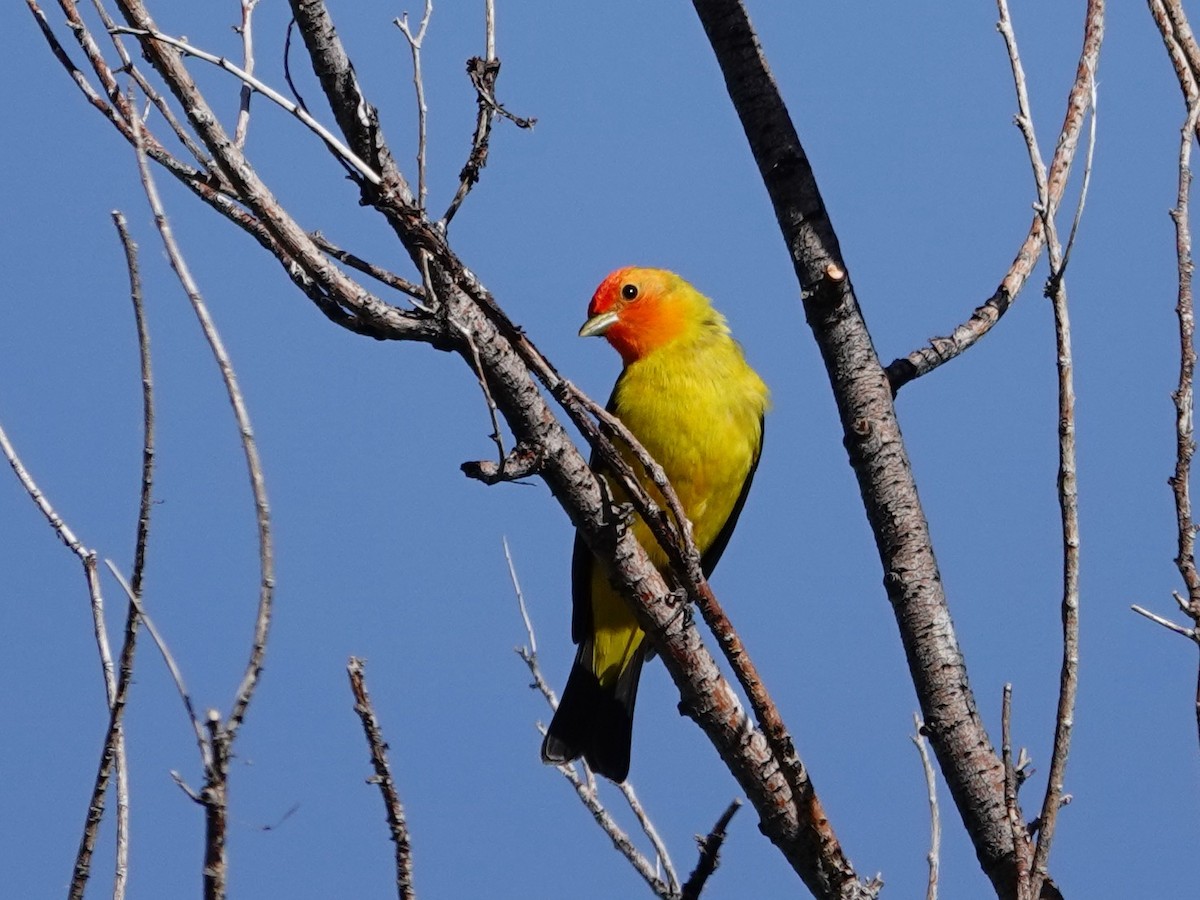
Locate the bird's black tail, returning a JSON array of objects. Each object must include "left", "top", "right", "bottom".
[{"left": 541, "top": 640, "right": 646, "bottom": 783}]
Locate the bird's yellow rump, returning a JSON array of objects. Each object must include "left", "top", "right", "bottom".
[{"left": 541, "top": 267, "right": 769, "bottom": 782}]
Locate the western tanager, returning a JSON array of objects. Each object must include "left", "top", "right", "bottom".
[{"left": 541, "top": 267, "right": 769, "bottom": 782}]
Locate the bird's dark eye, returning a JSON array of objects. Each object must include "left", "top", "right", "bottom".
[{"left": 621, "top": 284, "right": 639, "bottom": 301}]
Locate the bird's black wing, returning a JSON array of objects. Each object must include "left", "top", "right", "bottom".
[{"left": 699, "top": 414, "right": 765, "bottom": 577}]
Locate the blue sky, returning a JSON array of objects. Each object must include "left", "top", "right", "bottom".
[{"left": 1, "top": 2, "right": 1194, "bottom": 898}]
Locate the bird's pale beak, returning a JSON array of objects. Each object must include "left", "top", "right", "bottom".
[{"left": 579, "top": 311, "right": 619, "bottom": 338}]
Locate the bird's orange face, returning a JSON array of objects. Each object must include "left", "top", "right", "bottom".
[{"left": 580, "top": 267, "right": 689, "bottom": 364}]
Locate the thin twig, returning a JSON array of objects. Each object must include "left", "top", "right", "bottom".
[
  {"left": 451, "top": 316, "right": 506, "bottom": 463},
  {"left": 394, "top": 0, "right": 433, "bottom": 210},
  {"left": 441, "top": 2, "right": 536, "bottom": 226},
  {"left": 107, "top": 208, "right": 155, "bottom": 900},
  {"left": 0, "top": 421, "right": 117, "bottom": 704},
  {"left": 0, "top": 407, "right": 133, "bottom": 900},
  {"left": 115, "top": 205, "right": 156, "bottom": 636},
  {"left": 485, "top": 0, "right": 495, "bottom": 60},
  {"left": 1155, "top": 0, "right": 1200, "bottom": 125},
  {"left": 997, "top": 4, "right": 1085, "bottom": 895},
  {"left": 1131, "top": 604, "right": 1197, "bottom": 639},
  {"left": 503, "top": 537, "right": 537, "bottom": 657},
  {"left": 1150, "top": 0, "right": 1200, "bottom": 750},
  {"left": 130, "top": 103, "right": 274, "bottom": 900},
  {"left": 347, "top": 658, "right": 415, "bottom": 900},
  {"left": 1001, "top": 685, "right": 1031, "bottom": 900},
  {"left": 86, "top": 551, "right": 118, "bottom": 717},
  {"left": 105, "top": 562, "right": 208, "bottom": 761},
  {"left": 234, "top": 0, "right": 261, "bottom": 149},
  {"left": 84, "top": 0, "right": 212, "bottom": 168},
  {"left": 544, "top": 747, "right": 676, "bottom": 900},
  {"left": 911, "top": 715, "right": 941, "bottom": 900},
  {"left": 111, "top": 26, "right": 383, "bottom": 185},
  {"left": 1058, "top": 58, "right": 1099, "bottom": 280},
  {"left": 443, "top": 0, "right": 495, "bottom": 226},
  {"left": 618, "top": 781, "right": 679, "bottom": 895},
  {"left": 997, "top": 0, "right": 1051, "bottom": 214},
  {"left": 170, "top": 770, "right": 204, "bottom": 804},
  {"left": 1035, "top": 158, "right": 1082, "bottom": 900},
  {"left": 310, "top": 232, "right": 427, "bottom": 301},
  {"left": 0, "top": 419, "right": 87, "bottom": 555},
  {"left": 886, "top": 0, "right": 1104, "bottom": 391},
  {"left": 282, "top": 18, "right": 309, "bottom": 112},
  {"left": 130, "top": 104, "right": 275, "bottom": 740},
  {"left": 680, "top": 799, "right": 741, "bottom": 900},
  {"left": 503, "top": 540, "right": 678, "bottom": 897}
]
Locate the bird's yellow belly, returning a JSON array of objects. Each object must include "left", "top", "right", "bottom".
[{"left": 588, "top": 342, "right": 766, "bottom": 688}]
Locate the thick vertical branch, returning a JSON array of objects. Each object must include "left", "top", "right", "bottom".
[
  {"left": 689, "top": 2, "right": 1038, "bottom": 897},
  {"left": 202, "top": 714, "right": 229, "bottom": 900}
]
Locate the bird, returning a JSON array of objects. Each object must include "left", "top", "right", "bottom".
[{"left": 541, "top": 266, "right": 769, "bottom": 782}]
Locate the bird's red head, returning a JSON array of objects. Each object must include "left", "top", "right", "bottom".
[{"left": 580, "top": 267, "right": 698, "bottom": 364}]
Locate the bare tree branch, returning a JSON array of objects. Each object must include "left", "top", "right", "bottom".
[
  {"left": 234, "top": 0, "right": 260, "bottom": 149},
  {"left": 394, "top": 0, "right": 432, "bottom": 209},
  {"left": 107, "top": 1, "right": 436, "bottom": 349},
  {"left": 690, "top": 2, "right": 1032, "bottom": 896},
  {"left": 680, "top": 799, "right": 742, "bottom": 900},
  {"left": 31, "top": 2, "right": 427, "bottom": 341},
  {"left": 0, "top": 406, "right": 140, "bottom": 900},
  {"left": 441, "top": 1, "right": 536, "bottom": 227},
  {"left": 49, "top": 0, "right": 227, "bottom": 187},
  {"left": 0, "top": 421, "right": 89, "bottom": 558},
  {"left": 505, "top": 539, "right": 680, "bottom": 897},
  {"left": 127, "top": 103, "right": 275, "bottom": 899},
  {"left": 1131, "top": 603, "right": 1198, "bottom": 639},
  {"left": 1000, "top": 685, "right": 1030, "bottom": 900},
  {"left": 129, "top": 106, "right": 275, "bottom": 742},
  {"left": 347, "top": 658, "right": 415, "bottom": 900},
  {"left": 911, "top": 716, "right": 941, "bottom": 900},
  {"left": 105, "top": 562, "right": 207, "bottom": 759},
  {"left": 994, "top": 4, "right": 1087, "bottom": 894},
  {"left": 885, "top": 0, "right": 1105, "bottom": 392},
  {"left": 1151, "top": 0, "right": 1200, "bottom": 625},
  {"left": 1145, "top": 0, "right": 1200, "bottom": 750},
  {"left": 85, "top": 0, "right": 213, "bottom": 167},
  {"left": 69, "top": 210, "right": 154, "bottom": 900},
  {"left": 111, "top": 25, "right": 382, "bottom": 184},
  {"left": 310, "top": 232, "right": 427, "bottom": 301}
]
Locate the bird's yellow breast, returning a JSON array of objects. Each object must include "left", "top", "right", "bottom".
[{"left": 609, "top": 332, "right": 768, "bottom": 563}]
